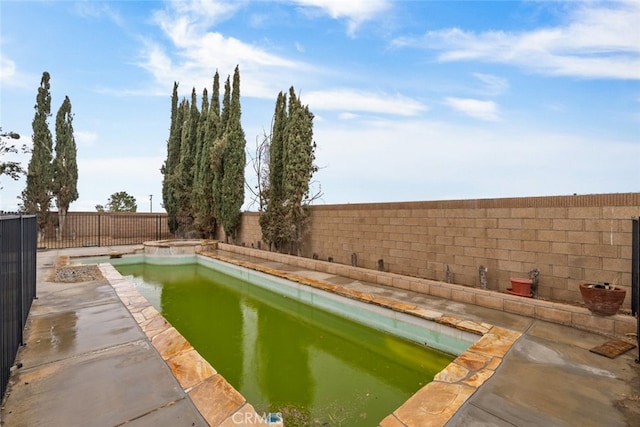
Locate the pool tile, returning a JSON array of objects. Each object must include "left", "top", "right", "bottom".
[
  {"left": 392, "top": 382, "right": 475, "bottom": 427},
  {"left": 405, "top": 307, "right": 442, "bottom": 320},
  {"left": 188, "top": 374, "right": 246, "bottom": 426},
  {"left": 151, "top": 327, "right": 193, "bottom": 360},
  {"left": 140, "top": 313, "right": 171, "bottom": 339},
  {"left": 168, "top": 349, "right": 217, "bottom": 390},
  {"left": 433, "top": 362, "right": 469, "bottom": 383},
  {"left": 379, "top": 414, "right": 407, "bottom": 427},
  {"left": 136, "top": 305, "right": 161, "bottom": 321},
  {"left": 466, "top": 327, "right": 521, "bottom": 358},
  {"left": 437, "top": 314, "right": 462, "bottom": 329},
  {"left": 131, "top": 311, "right": 145, "bottom": 324},
  {"left": 462, "top": 368, "right": 495, "bottom": 388},
  {"left": 486, "top": 356, "right": 502, "bottom": 370},
  {"left": 125, "top": 295, "right": 151, "bottom": 309},
  {"left": 453, "top": 351, "right": 493, "bottom": 371},
  {"left": 456, "top": 320, "right": 491, "bottom": 335}
]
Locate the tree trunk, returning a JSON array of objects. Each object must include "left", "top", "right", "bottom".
[{"left": 58, "top": 208, "right": 67, "bottom": 241}]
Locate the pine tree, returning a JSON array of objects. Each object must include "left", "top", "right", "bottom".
[
  {"left": 105, "top": 191, "right": 137, "bottom": 212},
  {"left": 22, "top": 71, "right": 54, "bottom": 238},
  {"left": 219, "top": 66, "right": 246, "bottom": 242},
  {"left": 52, "top": 96, "right": 78, "bottom": 240}
]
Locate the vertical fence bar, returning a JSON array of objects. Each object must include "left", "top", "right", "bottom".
[
  {"left": 19, "top": 215, "right": 24, "bottom": 345},
  {"left": 632, "top": 217, "right": 639, "bottom": 363}
]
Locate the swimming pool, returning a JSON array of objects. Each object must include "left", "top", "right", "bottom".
[
  {"left": 116, "top": 261, "right": 456, "bottom": 426},
  {"left": 80, "top": 248, "right": 517, "bottom": 426}
]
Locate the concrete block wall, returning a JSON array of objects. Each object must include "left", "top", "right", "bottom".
[
  {"left": 233, "top": 193, "right": 640, "bottom": 309},
  {"left": 216, "top": 242, "right": 636, "bottom": 337}
]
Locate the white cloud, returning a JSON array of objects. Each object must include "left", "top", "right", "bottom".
[
  {"left": 444, "top": 97, "right": 499, "bottom": 121},
  {"left": 293, "top": 0, "right": 391, "bottom": 35},
  {"left": 393, "top": 1, "right": 640, "bottom": 80},
  {"left": 338, "top": 112, "right": 359, "bottom": 120},
  {"left": 313, "top": 118, "right": 639, "bottom": 204},
  {"left": 0, "top": 48, "right": 32, "bottom": 89},
  {"left": 167, "top": 0, "right": 240, "bottom": 27},
  {"left": 140, "top": 1, "right": 310, "bottom": 99},
  {"left": 0, "top": 54, "right": 16, "bottom": 82},
  {"left": 73, "top": 2, "right": 124, "bottom": 27},
  {"left": 304, "top": 89, "right": 427, "bottom": 116},
  {"left": 473, "top": 73, "right": 509, "bottom": 96},
  {"left": 75, "top": 131, "right": 98, "bottom": 147}
]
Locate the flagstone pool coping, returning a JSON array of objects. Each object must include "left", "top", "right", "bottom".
[{"left": 82, "top": 252, "right": 521, "bottom": 427}]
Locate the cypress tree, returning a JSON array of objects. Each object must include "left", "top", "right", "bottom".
[
  {"left": 260, "top": 91, "right": 287, "bottom": 249},
  {"left": 282, "top": 87, "right": 316, "bottom": 254},
  {"left": 283, "top": 87, "right": 316, "bottom": 209},
  {"left": 161, "top": 82, "right": 182, "bottom": 231},
  {"left": 192, "top": 87, "right": 208, "bottom": 230},
  {"left": 197, "top": 72, "right": 221, "bottom": 237},
  {"left": 210, "top": 71, "right": 221, "bottom": 124},
  {"left": 220, "top": 75, "right": 231, "bottom": 134},
  {"left": 193, "top": 87, "right": 209, "bottom": 187},
  {"left": 52, "top": 95, "right": 78, "bottom": 240},
  {"left": 193, "top": 77, "right": 219, "bottom": 237},
  {"left": 260, "top": 87, "right": 317, "bottom": 254},
  {"left": 219, "top": 66, "right": 246, "bottom": 242},
  {"left": 175, "top": 92, "right": 198, "bottom": 219},
  {"left": 22, "top": 71, "right": 54, "bottom": 237},
  {"left": 211, "top": 75, "right": 230, "bottom": 225}
]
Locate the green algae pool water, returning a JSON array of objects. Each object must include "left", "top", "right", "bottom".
[{"left": 117, "top": 263, "right": 454, "bottom": 426}]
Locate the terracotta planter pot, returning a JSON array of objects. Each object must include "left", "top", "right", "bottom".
[
  {"left": 507, "top": 277, "right": 533, "bottom": 297},
  {"left": 579, "top": 283, "right": 626, "bottom": 316}
]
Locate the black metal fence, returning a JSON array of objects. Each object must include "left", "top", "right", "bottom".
[
  {"left": 1, "top": 214, "right": 37, "bottom": 400},
  {"left": 38, "top": 213, "right": 196, "bottom": 249}
]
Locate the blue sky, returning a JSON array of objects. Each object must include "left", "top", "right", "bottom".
[{"left": 1, "top": 0, "right": 638, "bottom": 213}]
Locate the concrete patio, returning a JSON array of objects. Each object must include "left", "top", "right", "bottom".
[{"left": 1, "top": 245, "right": 638, "bottom": 426}]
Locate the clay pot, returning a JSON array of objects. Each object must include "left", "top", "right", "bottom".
[
  {"left": 507, "top": 277, "right": 533, "bottom": 297},
  {"left": 579, "top": 283, "right": 626, "bottom": 316}
]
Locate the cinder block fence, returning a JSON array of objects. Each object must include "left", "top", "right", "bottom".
[{"left": 229, "top": 193, "right": 640, "bottom": 310}]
